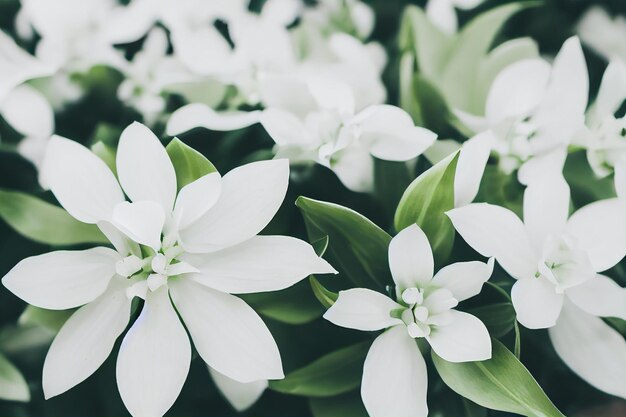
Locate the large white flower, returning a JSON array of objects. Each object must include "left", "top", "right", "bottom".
[
  {"left": 2, "top": 122, "right": 336, "bottom": 417},
  {"left": 447, "top": 174, "right": 626, "bottom": 398},
  {"left": 455, "top": 37, "right": 589, "bottom": 185},
  {"left": 324, "top": 224, "right": 493, "bottom": 417}
]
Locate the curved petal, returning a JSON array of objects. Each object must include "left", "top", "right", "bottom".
[
  {"left": 208, "top": 367, "right": 267, "bottom": 412},
  {"left": 169, "top": 279, "right": 283, "bottom": 383},
  {"left": 361, "top": 326, "right": 428, "bottom": 417},
  {"left": 523, "top": 174, "right": 570, "bottom": 249},
  {"left": 447, "top": 203, "right": 537, "bottom": 279},
  {"left": 112, "top": 201, "right": 165, "bottom": 251},
  {"left": 43, "top": 277, "right": 132, "bottom": 398},
  {"left": 167, "top": 103, "right": 261, "bottom": 136},
  {"left": 259, "top": 108, "right": 309, "bottom": 146},
  {"left": 566, "top": 198, "right": 626, "bottom": 272},
  {"left": 41, "top": 135, "right": 125, "bottom": 224},
  {"left": 180, "top": 159, "right": 289, "bottom": 252},
  {"left": 2, "top": 248, "right": 120, "bottom": 310},
  {"left": 566, "top": 274, "right": 626, "bottom": 320},
  {"left": 427, "top": 310, "right": 492, "bottom": 362},
  {"left": 549, "top": 301, "right": 626, "bottom": 400},
  {"left": 183, "top": 236, "right": 336, "bottom": 294},
  {"left": 389, "top": 224, "right": 434, "bottom": 290},
  {"left": 174, "top": 172, "right": 222, "bottom": 231},
  {"left": 116, "top": 122, "right": 177, "bottom": 212},
  {"left": 332, "top": 143, "right": 375, "bottom": 193},
  {"left": 1, "top": 84, "right": 53, "bottom": 137},
  {"left": 116, "top": 287, "right": 191, "bottom": 417},
  {"left": 454, "top": 131, "right": 493, "bottom": 207},
  {"left": 324, "top": 288, "right": 403, "bottom": 331},
  {"left": 511, "top": 277, "right": 563, "bottom": 329},
  {"left": 431, "top": 258, "right": 494, "bottom": 302}
]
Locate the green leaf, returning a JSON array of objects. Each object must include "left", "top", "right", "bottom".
[
  {"left": 310, "top": 276, "right": 338, "bottom": 309},
  {"left": 296, "top": 197, "right": 392, "bottom": 290},
  {"left": 310, "top": 393, "right": 369, "bottom": 417},
  {"left": 312, "top": 235, "right": 330, "bottom": 257},
  {"left": 240, "top": 280, "right": 324, "bottom": 325},
  {"left": 399, "top": 52, "right": 422, "bottom": 125},
  {"left": 270, "top": 342, "right": 370, "bottom": 397},
  {"left": 394, "top": 152, "right": 459, "bottom": 263},
  {"left": 0, "top": 189, "right": 108, "bottom": 246},
  {"left": 166, "top": 138, "right": 217, "bottom": 190},
  {"left": 19, "top": 306, "right": 74, "bottom": 333},
  {"left": 0, "top": 352, "right": 30, "bottom": 402},
  {"left": 469, "top": 302, "right": 516, "bottom": 338},
  {"left": 374, "top": 158, "right": 412, "bottom": 220},
  {"left": 432, "top": 339, "right": 566, "bottom": 417}
]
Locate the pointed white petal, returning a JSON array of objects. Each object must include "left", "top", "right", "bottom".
[
  {"left": 174, "top": 172, "right": 222, "bottom": 231},
  {"left": 112, "top": 201, "right": 165, "bottom": 251},
  {"left": 389, "top": 224, "right": 434, "bottom": 290},
  {"left": 116, "top": 122, "right": 177, "bottom": 212},
  {"left": 523, "top": 174, "right": 570, "bottom": 249},
  {"left": 208, "top": 367, "right": 267, "bottom": 412},
  {"left": 431, "top": 258, "right": 494, "bottom": 302},
  {"left": 566, "top": 274, "right": 626, "bottom": 320},
  {"left": 361, "top": 326, "right": 428, "bottom": 417},
  {"left": 180, "top": 159, "right": 289, "bottom": 252},
  {"left": 167, "top": 103, "right": 261, "bottom": 136},
  {"left": 0, "top": 84, "right": 53, "bottom": 137},
  {"left": 447, "top": 204, "right": 537, "bottom": 279},
  {"left": 116, "top": 287, "right": 191, "bottom": 417},
  {"left": 427, "top": 310, "right": 492, "bottom": 362},
  {"left": 454, "top": 132, "right": 493, "bottom": 207},
  {"left": 323, "top": 288, "right": 403, "bottom": 331},
  {"left": 184, "top": 236, "right": 336, "bottom": 294},
  {"left": 41, "top": 136, "right": 124, "bottom": 223},
  {"left": 169, "top": 279, "right": 283, "bottom": 383},
  {"left": 549, "top": 301, "right": 626, "bottom": 399},
  {"left": 43, "top": 277, "right": 132, "bottom": 398},
  {"left": 511, "top": 277, "right": 563, "bottom": 329},
  {"left": 566, "top": 198, "right": 626, "bottom": 272},
  {"left": 2, "top": 248, "right": 120, "bottom": 310}
]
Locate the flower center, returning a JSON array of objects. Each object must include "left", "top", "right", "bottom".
[
  {"left": 397, "top": 287, "right": 458, "bottom": 339},
  {"left": 537, "top": 234, "right": 594, "bottom": 293}
]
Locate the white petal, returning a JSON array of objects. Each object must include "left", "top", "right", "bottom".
[
  {"left": 427, "top": 310, "right": 492, "bottom": 362},
  {"left": 431, "top": 258, "right": 494, "bottom": 302},
  {"left": 566, "top": 274, "right": 626, "bottom": 320},
  {"left": 116, "top": 122, "right": 177, "bottom": 212},
  {"left": 523, "top": 174, "right": 570, "bottom": 249},
  {"left": 259, "top": 108, "right": 309, "bottom": 146},
  {"left": 566, "top": 198, "right": 626, "bottom": 272},
  {"left": 331, "top": 143, "right": 375, "bottom": 193},
  {"left": 116, "top": 287, "right": 191, "bottom": 417},
  {"left": 167, "top": 103, "right": 261, "bottom": 136},
  {"left": 454, "top": 132, "right": 493, "bottom": 207},
  {"left": 2, "top": 248, "right": 120, "bottom": 310},
  {"left": 323, "top": 288, "right": 403, "bottom": 331},
  {"left": 447, "top": 204, "right": 537, "bottom": 279},
  {"left": 43, "top": 277, "right": 131, "bottom": 398},
  {"left": 361, "top": 326, "right": 428, "bottom": 417},
  {"left": 169, "top": 279, "right": 283, "bottom": 383},
  {"left": 174, "top": 172, "right": 222, "bottom": 231},
  {"left": 425, "top": 0, "right": 457, "bottom": 35},
  {"left": 593, "top": 60, "right": 626, "bottom": 121},
  {"left": 517, "top": 147, "right": 568, "bottom": 186},
  {"left": 170, "top": 27, "right": 234, "bottom": 76},
  {"left": 511, "top": 277, "right": 563, "bottom": 329},
  {"left": 112, "top": 201, "right": 165, "bottom": 251},
  {"left": 180, "top": 159, "right": 288, "bottom": 252},
  {"left": 184, "top": 236, "right": 336, "bottom": 294},
  {"left": 549, "top": 301, "right": 626, "bottom": 399},
  {"left": 208, "top": 367, "right": 267, "bottom": 412},
  {"left": 307, "top": 78, "right": 355, "bottom": 115},
  {"left": 389, "top": 224, "right": 434, "bottom": 290},
  {"left": 1, "top": 84, "right": 53, "bottom": 137},
  {"left": 41, "top": 136, "right": 124, "bottom": 224}
]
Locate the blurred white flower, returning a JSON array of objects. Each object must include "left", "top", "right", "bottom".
[
  {"left": 448, "top": 174, "right": 626, "bottom": 398},
  {"left": 578, "top": 7, "right": 626, "bottom": 63},
  {"left": 425, "top": 0, "right": 484, "bottom": 34},
  {"left": 2, "top": 122, "right": 336, "bottom": 417},
  {"left": 325, "top": 224, "right": 492, "bottom": 417}
]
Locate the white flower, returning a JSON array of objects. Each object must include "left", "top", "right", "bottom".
[
  {"left": 425, "top": 0, "right": 484, "bottom": 34},
  {"left": 455, "top": 37, "right": 589, "bottom": 185},
  {"left": 2, "top": 121, "right": 336, "bottom": 417},
  {"left": 324, "top": 224, "right": 493, "bottom": 417},
  {"left": 578, "top": 6, "right": 626, "bottom": 63},
  {"left": 447, "top": 174, "right": 626, "bottom": 398}
]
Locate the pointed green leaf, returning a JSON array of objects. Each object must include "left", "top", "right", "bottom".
[
  {"left": 469, "top": 302, "right": 516, "bottom": 338},
  {"left": 166, "top": 138, "right": 217, "bottom": 190},
  {"left": 432, "top": 339, "right": 566, "bottom": 417},
  {"left": 310, "top": 276, "right": 338, "bottom": 309},
  {"left": 0, "top": 352, "right": 30, "bottom": 402}
]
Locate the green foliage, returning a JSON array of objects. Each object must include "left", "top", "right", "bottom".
[
  {"left": 19, "top": 306, "right": 74, "bottom": 333},
  {"left": 309, "top": 276, "right": 338, "bottom": 309},
  {"left": 0, "top": 352, "right": 29, "bottom": 402},
  {"left": 166, "top": 138, "right": 217, "bottom": 190}
]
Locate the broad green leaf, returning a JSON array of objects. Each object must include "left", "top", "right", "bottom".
[
  {"left": 19, "top": 306, "right": 74, "bottom": 333},
  {"left": 469, "top": 302, "right": 516, "bottom": 338},
  {"left": 432, "top": 339, "right": 566, "bottom": 417},
  {"left": 241, "top": 280, "right": 324, "bottom": 325},
  {"left": 310, "top": 393, "right": 368, "bottom": 417},
  {"left": 394, "top": 152, "right": 459, "bottom": 263},
  {"left": 0, "top": 352, "right": 29, "bottom": 402},
  {"left": 166, "top": 138, "right": 217, "bottom": 190},
  {"left": 296, "top": 197, "right": 392, "bottom": 290},
  {"left": 0, "top": 189, "right": 108, "bottom": 246},
  {"left": 270, "top": 342, "right": 370, "bottom": 397},
  {"left": 310, "top": 276, "right": 338, "bottom": 309}
]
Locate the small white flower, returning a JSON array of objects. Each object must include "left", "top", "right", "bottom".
[
  {"left": 324, "top": 224, "right": 493, "bottom": 417},
  {"left": 2, "top": 121, "right": 336, "bottom": 417},
  {"left": 425, "top": 0, "right": 484, "bottom": 34}
]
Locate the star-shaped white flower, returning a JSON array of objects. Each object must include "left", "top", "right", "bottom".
[
  {"left": 2, "top": 121, "right": 336, "bottom": 417},
  {"left": 324, "top": 224, "right": 493, "bottom": 417}
]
